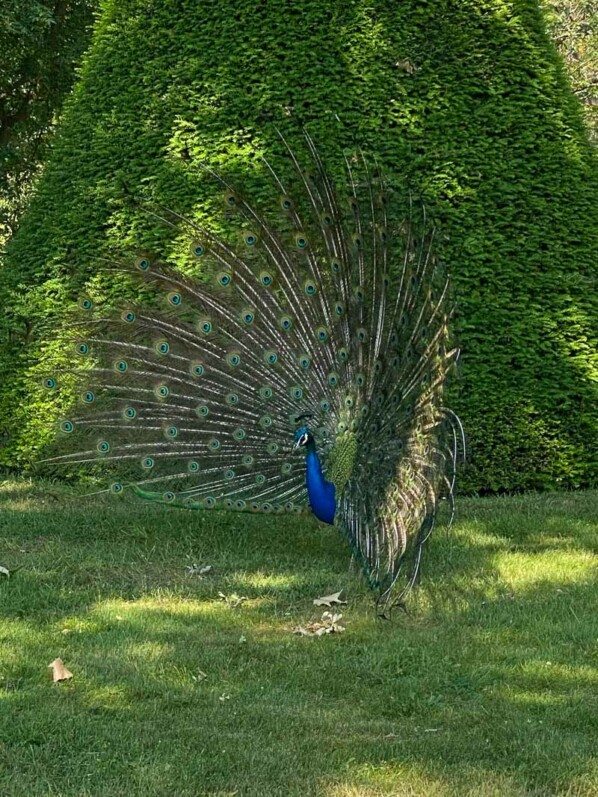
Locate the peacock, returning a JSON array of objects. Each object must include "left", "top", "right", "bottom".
[{"left": 41, "top": 128, "right": 463, "bottom": 613}]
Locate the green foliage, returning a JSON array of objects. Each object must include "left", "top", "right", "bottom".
[
  {"left": 0, "top": 0, "right": 97, "bottom": 246},
  {"left": 542, "top": 0, "right": 598, "bottom": 141},
  {"left": 0, "top": 0, "right": 596, "bottom": 493}
]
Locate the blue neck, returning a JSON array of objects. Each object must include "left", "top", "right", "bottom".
[{"left": 304, "top": 442, "right": 336, "bottom": 525}]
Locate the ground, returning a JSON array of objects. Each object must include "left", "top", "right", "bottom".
[{"left": 0, "top": 481, "right": 596, "bottom": 796}]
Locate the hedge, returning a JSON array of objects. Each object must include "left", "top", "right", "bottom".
[{"left": 0, "top": 0, "right": 596, "bottom": 493}]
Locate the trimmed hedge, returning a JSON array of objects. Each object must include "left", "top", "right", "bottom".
[{"left": 0, "top": 0, "right": 596, "bottom": 492}]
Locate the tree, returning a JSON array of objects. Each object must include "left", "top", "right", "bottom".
[
  {"left": 0, "top": 0, "right": 596, "bottom": 492},
  {"left": 0, "top": 0, "right": 97, "bottom": 246}
]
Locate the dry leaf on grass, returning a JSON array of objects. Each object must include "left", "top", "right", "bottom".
[
  {"left": 185, "top": 564, "right": 214, "bottom": 576},
  {"left": 48, "top": 658, "right": 73, "bottom": 682},
  {"left": 0, "top": 566, "right": 9, "bottom": 578},
  {"left": 293, "top": 612, "right": 346, "bottom": 637},
  {"left": 218, "top": 592, "right": 247, "bottom": 608},
  {"left": 313, "top": 590, "right": 347, "bottom": 607}
]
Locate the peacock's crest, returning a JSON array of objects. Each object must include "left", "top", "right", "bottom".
[{"left": 41, "top": 127, "right": 463, "bottom": 612}]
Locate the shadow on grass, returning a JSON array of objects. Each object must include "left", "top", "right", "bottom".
[{"left": 0, "top": 486, "right": 596, "bottom": 796}]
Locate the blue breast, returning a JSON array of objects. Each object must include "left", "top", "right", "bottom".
[{"left": 305, "top": 449, "right": 336, "bottom": 524}]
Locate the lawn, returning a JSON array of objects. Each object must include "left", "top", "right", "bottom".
[{"left": 0, "top": 481, "right": 596, "bottom": 797}]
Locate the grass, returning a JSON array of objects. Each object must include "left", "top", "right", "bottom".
[{"left": 0, "top": 481, "right": 596, "bottom": 797}]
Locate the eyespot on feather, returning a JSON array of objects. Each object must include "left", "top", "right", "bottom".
[
  {"left": 198, "top": 317, "right": 213, "bottom": 335},
  {"left": 190, "top": 241, "right": 205, "bottom": 257},
  {"left": 136, "top": 257, "right": 150, "bottom": 271}
]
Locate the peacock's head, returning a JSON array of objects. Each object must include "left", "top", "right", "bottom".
[{"left": 293, "top": 426, "right": 313, "bottom": 450}]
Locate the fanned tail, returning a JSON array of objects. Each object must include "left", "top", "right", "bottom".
[{"left": 39, "top": 126, "right": 462, "bottom": 608}]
